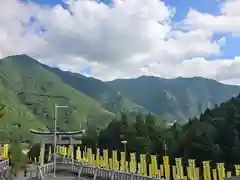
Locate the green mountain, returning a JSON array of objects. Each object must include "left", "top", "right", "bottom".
[
  {"left": 0, "top": 55, "right": 115, "bottom": 141},
  {"left": 46, "top": 63, "right": 240, "bottom": 122},
  {"left": 46, "top": 67, "right": 150, "bottom": 115},
  {"left": 0, "top": 53, "right": 239, "bottom": 141},
  {"left": 106, "top": 76, "right": 240, "bottom": 122}
]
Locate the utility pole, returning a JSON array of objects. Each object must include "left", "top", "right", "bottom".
[
  {"left": 96, "top": 128, "right": 100, "bottom": 149},
  {"left": 53, "top": 105, "right": 68, "bottom": 178},
  {"left": 164, "top": 140, "right": 167, "bottom": 156}
]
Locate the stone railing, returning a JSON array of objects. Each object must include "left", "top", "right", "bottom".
[
  {"left": 25, "top": 156, "right": 164, "bottom": 180},
  {"left": 0, "top": 159, "right": 11, "bottom": 179},
  {"left": 0, "top": 159, "right": 9, "bottom": 169},
  {"left": 25, "top": 163, "right": 54, "bottom": 180},
  {"left": 57, "top": 161, "right": 163, "bottom": 180}
]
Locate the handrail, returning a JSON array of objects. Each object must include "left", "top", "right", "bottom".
[
  {"left": 25, "top": 156, "right": 164, "bottom": 180},
  {"left": 0, "top": 159, "right": 11, "bottom": 180},
  {"left": 37, "top": 166, "right": 44, "bottom": 180},
  {"left": 55, "top": 157, "right": 163, "bottom": 180}
]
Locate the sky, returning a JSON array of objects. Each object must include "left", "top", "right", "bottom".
[{"left": 1, "top": 0, "right": 240, "bottom": 85}]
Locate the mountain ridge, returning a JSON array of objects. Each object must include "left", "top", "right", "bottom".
[
  {"left": 0, "top": 54, "right": 239, "bottom": 132},
  {"left": 0, "top": 55, "right": 116, "bottom": 141},
  {"left": 106, "top": 75, "right": 240, "bottom": 121}
]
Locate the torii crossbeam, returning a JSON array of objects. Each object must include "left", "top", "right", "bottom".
[{"left": 30, "top": 129, "right": 85, "bottom": 166}]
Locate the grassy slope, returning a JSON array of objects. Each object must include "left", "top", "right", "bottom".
[
  {"left": 107, "top": 76, "right": 240, "bottom": 122},
  {"left": 0, "top": 55, "right": 115, "bottom": 135},
  {"left": 0, "top": 80, "right": 45, "bottom": 142}
]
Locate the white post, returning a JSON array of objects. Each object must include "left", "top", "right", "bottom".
[
  {"left": 40, "top": 140, "right": 45, "bottom": 166},
  {"left": 70, "top": 137, "right": 74, "bottom": 164},
  {"left": 53, "top": 105, "right": 57, "bottom": 178}
]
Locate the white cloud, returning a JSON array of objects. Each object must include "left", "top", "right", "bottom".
[
  {"left": 0, "top": 0, "right": 240, "bottom": 84},
  {"left": 183, "top": 0, "right": 240, "bottom": 35}
]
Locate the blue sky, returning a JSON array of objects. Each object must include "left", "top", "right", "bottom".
[{"left": 19, "top": 0, "right": 239, "bottom": 79}]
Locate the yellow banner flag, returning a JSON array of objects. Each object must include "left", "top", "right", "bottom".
[
  {"left": 140, "top": 154, "right": 147, "bottom": 176},
  {"left": 130, "top": 153, "right": 137, "bottom": 173},
  {"left": 109, "top": 158, "right": 112, "bottom": 169},
  {"left": 187, "top": 166, "right": 192, "bottom": 180},
  {"left": 76, "top": 147, "right": 82, "bottom": 162},
  {"left": 120, "top": 152, "right": 126, "bottom": 172},
  {"left": 203, "top": 161, "right": 211, "bottom": 180},
  {"left": 67, "top": 147, "right": 71, "bottom": 158},
  {"left": 149, "top": 164, "right": 152, "bottom": 177},
  {"left": 96, "top": 148, "right": 100, "bottom": 166},
  {"left": 92, "top": 154, "right": 96, "bottom": 166},
  {"left": 227, "top": 171, "right": 232, "bottom": 177},
  {"left": 57, "top": 145, "right": 60, "bottom": 155},
  {"left": 172, "top": 165, "right": 177, "bottom": 180},
  {"left": 235, "top": 165, "right": 240, "bottom": 176},
  {"left": 137, "top": 162, "right": 141, "bottom": 175},
  {"left": 100, "top": 156, "right": 104, "bottom": 167},
  {"left": 175, "top": 158, "right": 184, "bottom": 179},
  {"left": 157, "top": 169, "right": 161, "bottom": 178},
  {"left": 212, "top": 169, "right": 217, "bottom": 180},
  {"left": 160, "top": 164, "right": 164, "bottom": 177},
  {"left": 60, "top": 146, "right": 63, "bottom": 156},
  {"left": 87, "top": 148, "right": 93, "bottom": 164},
  {"left": 62, "top": 146, "right": 65, "bottom": 156},
  {"left": 217, "top": 163, "right": 225, "bottom": 180},
  {"left": 3, "top": 144, "right": 8, "bottom": 158},
  {"left": 220, "top": 163, "right": 225, "bottom": 178},
  {"left": 48, "top": 146, "right": 52, "bottom": 162},
  {"left": 151, "top": 155, "right": 157, "bottom": 176},
  {"left": 58, "top": 146, "right": 61, "bottom": 155},
  {"left": 112, "top": 150, "right": 118, "bottom": 170},
  {"left": 188, "top": 159, "right": 196, "bottom": 180},
  {"left": 126, "top": 161, "right": 129, "bottom": 173},
  {"left": 63, "top": 146, "right": 66, "bottom": 156},
  {"left": 163, "top": 156, "right": 170, "bottom": 180},
  {"left": 103, "top": 150, "right": 109, "bottom": 168},
  {"left": 142, "top": 154, "right": 147, "bottom": 176},
  {"left": 39, "top": 151, "right": 43, "bottom": 165},
  {"left": 195, "top": 167, "right": 200, "bottom": 180}
]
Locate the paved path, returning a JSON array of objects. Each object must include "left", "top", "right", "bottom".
[
  {"left": 44, "top": 174, "right": 77, "bottom": 180},
  {"left": 14, "top": 171, "right": 27, "bottom": 180},
  {"left": 44, "top": 172, "right": 91, "bottom": 180},
  {"left": 16, "top": 164, "right": 39, "bottom": 180}
]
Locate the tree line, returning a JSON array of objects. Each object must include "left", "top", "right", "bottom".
[{"left": 81, "top": 93, "right": 240, "bottom": 168}]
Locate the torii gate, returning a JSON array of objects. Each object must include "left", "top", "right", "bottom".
[{"left": 30, "top": 129, "right": 85, "bottom": 166}]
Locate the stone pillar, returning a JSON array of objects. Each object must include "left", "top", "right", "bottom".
[
  {"left": 40, "top": 140, "right": 45, "bottom": 166},
  {"left": 70, "top": 137, "right": 74, "bottom": 164}
]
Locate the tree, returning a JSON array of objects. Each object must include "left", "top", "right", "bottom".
[
  {"left": 9, "top": 140, "right": 28, "bottom": 177},
  {"left": 0, "top": 104, "right": 5, "bottom": 119},
  {"left": 79, "top": 94, "right": 240, "bottom": 167}
]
